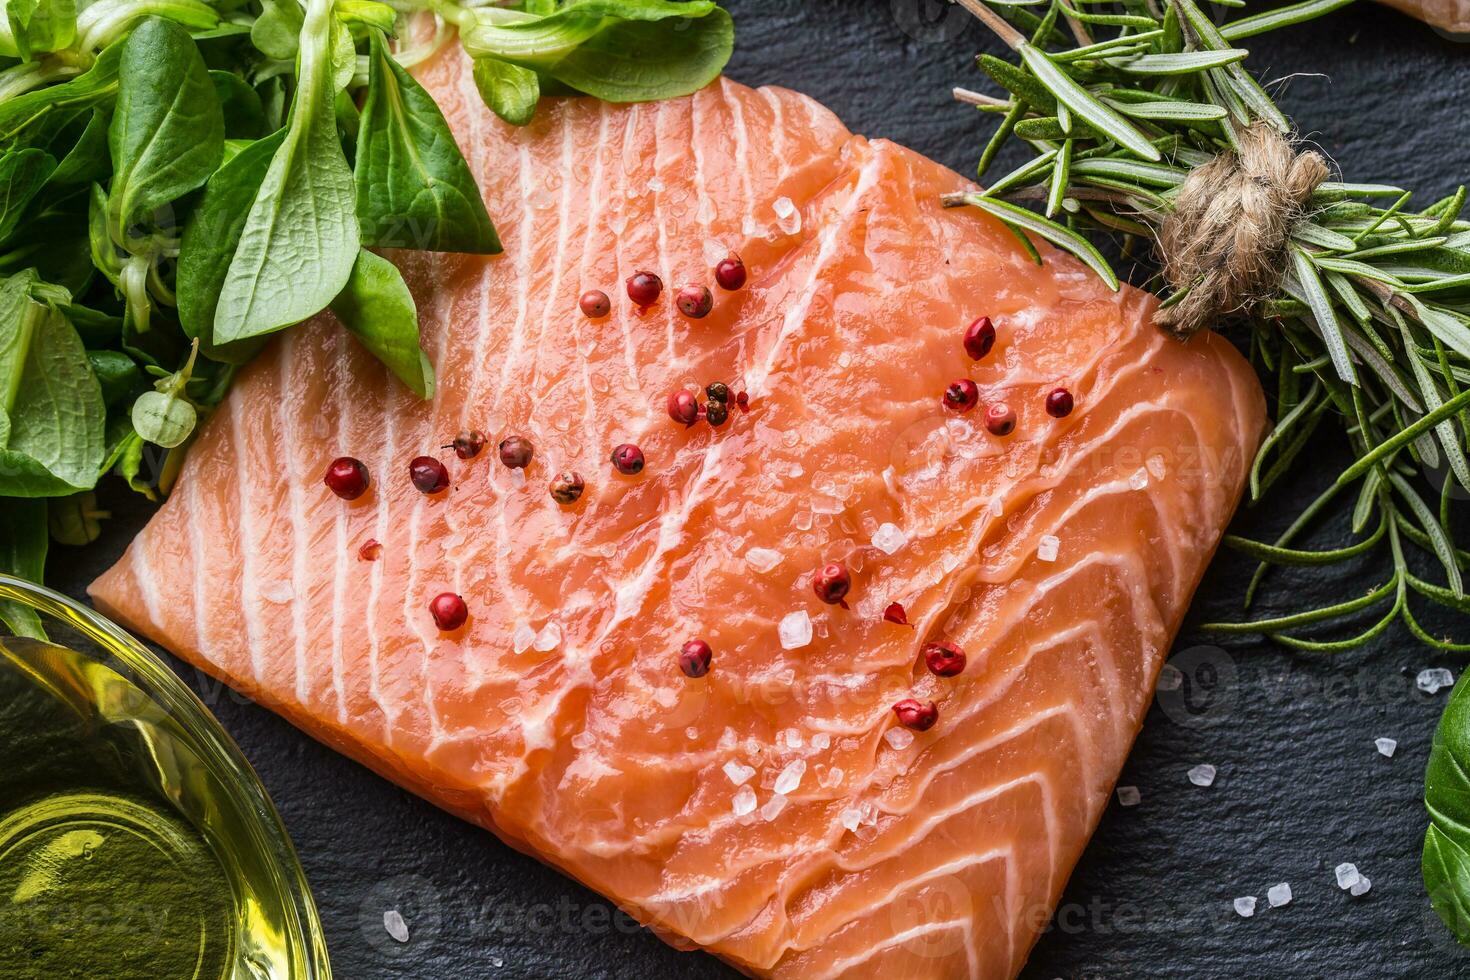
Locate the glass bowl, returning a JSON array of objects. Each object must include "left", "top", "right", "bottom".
[{"left": 0, "top": 573, "right": 332, "bottom": 980}]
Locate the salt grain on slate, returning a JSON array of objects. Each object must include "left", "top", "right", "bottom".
[
  {"left": 1233, "top": 896, "right": 1256, "bottom": 918},
  {"left": 1156, "top": 663, "right": 1183, "bottom": 691},
  {"left": 383, "top": 910, "right": 410, "bottom": 943},
  {"left": 1350, "top": 876, "right": 1372, "bottom": 897},
  {"left": 1375, "top": 737, "right": 1397, "bottom": 758},
  {"left": 1335, "top": 862, "right": 1360, "bottom": 890},
  {"left": 1187, "top": 763, "right": 1216, "bottom": 787},
  {"left": 1418, "top": 667, "right": 1455, "bottom": 694},
  {"left": 1267, "top": 882, "right": 1292, "bottom": 908},
  {"left": 1116, "top": 785, "right": 1140, "bottom": 807}
]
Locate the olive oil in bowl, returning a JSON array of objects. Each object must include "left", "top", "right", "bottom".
[{"left": 0, "top": 577, "right": 330, "bottom": 980}]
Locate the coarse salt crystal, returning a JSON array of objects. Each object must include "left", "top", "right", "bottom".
[
  {"left": 534, "top": 622, "right": 562, "bottom": 652},
  {"left": 1418, "top": 668, "right": 1455, "bottom": 694},
  {"left": 1375, "top": 737, "right": 1397, "bottom": 758},
  {"left": 723, "top": 761, "right": 756, "bottom": 786},
  {"left": 1147, "top": 454, "right": 1168, "bottom": 480},
  {"left": 702, "top": 238, "right": 729, "bottom": 266},
  {"left": 785, "top": 729, "right": 805, "bottom": 749},
  {"left": 1350, "top": 876, "right": 1372, "bottom": 897},
  {"left": 774, "top": 759, "right": 806, "bottom": 795},
  {"left": 840, "top": 807, "right": 863, "bottom": 832},
  {"left": 745, "top": 547, "right": 783, "bottom": 573},
  {"left": 1037, "top": 535, "right": 1060, "bottom": 562},
  {"left": 512, "top": 623, "right": 537, "bottom": 654},
  {"left": 872, "top": 522, "right": 907, "bottom": 555},
  {"left": 989, "top": 497, "right": 1004, "bottom": 517},
  {"left": 685, "top": 727, "right": 699, "bottom": 740},
  {"left": 1335, "top": 863, "right": 1360, "bottom": 890},
  {"left": 1128, "top": 468, "right": 1150, "bottom": 491},
  {"left": 1116, "top": 785, "right": 1140, "bottom": 807},
  {"left": 884, "top": 728, "right": 914, "bottom": 751},
  {"left": 1187, "top": 763, "right": 1216, "bottom": 787},
  {"left": 731, "top": 785, "right": 757, "bottom": 817},
  {"left": 1233, "top": 896, "right": 1256, "bottom": 918},
  {"left": 570, "top": 732, "right": 593, "bottom": 750},
  {"left": 760, "top": 794, "right": 789, "bottom": 821},
  {"left": 647, "top": 176, "right": 665, "bottom": 192},
  {"left": 811, "top": 494, "right": 844, "bottom": 515},
  {"left": 773, "top": 196, "right": 801, "bottom": 234},
  {"left": 812, "top": 733, "right": 831, "bottom": 750},
  {"left": 383, "top": 910, "right": 410, "bottom": 943},
  {"left": 778, "top": 611, "right": 812, "bottom": 650},
  {"left": 1267, "top": 882, "right": 1292, "bottom": 907}
]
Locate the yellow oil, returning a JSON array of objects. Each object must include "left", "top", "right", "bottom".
[{"left": 0, "top": 636, "right": 266, "bottom": 979}]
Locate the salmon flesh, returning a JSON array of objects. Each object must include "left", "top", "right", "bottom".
[{"left": 90, "top": 51, "right": 1265, "bottom": 979}]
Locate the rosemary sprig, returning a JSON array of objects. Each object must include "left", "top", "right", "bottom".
[{"left": 953, "top": 0, "right": 1470, "bottom": 649}]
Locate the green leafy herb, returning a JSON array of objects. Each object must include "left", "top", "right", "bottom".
[
  {"left": 0, "top": 497, "right": 46, "bottom": 638},
  {"left": 472, "top": 57, "right": 540, "bottom": 127},
  {"left": 355, "top": 30, "right": 499, "bottom": 254},
  {"left": 1426, "top": 674, "right": 1470, "bottom": 945},
  {"left": 213, "top": 0, "right": 359, "bottom": 344},
  {"left": 107, "top": 16, "right": 223, "bottom": 232},
  {"left": 0, "top": 271, "right": 105, "bottom": 496},
  {"left": 330, "top": 248, "right": 433, "bottom": 398}
]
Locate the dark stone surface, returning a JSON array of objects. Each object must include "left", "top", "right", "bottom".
[{"left": 40, "top": 2, "right": 1470, "bottom": 976}]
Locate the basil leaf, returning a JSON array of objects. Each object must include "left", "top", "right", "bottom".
[
  {"left": 108, "top": 16, "right": 224, "bottom": 231},
  {"left": 0, "top": 271, "right": 106, "bottom": 497},
  {"left": 5, "top": 0, "right": 76, "bottom": 61},
  {"left": 0, "top": 37, "right": 121, "bottom": 141},
  {"left": 1426, "top": 673, "right": 1470, "bottom": 946},
  {"left": 0, "top": 497, "right": 46, "bottom": 638},
  {"left": 461, "top": 0, "right": 733, "bottom": 104},
  {"left": 175, "top": 129, "right": 282, "bottom": 363},
  {"left": 109, "top": 428, "right": 157, "bottom": 500},
  {"left": 536, "top": 6, "right": 733, "bottom": 103},
  {"left": 329, "top": 248, "right": 433, "bottom": 398},
  {"left": 355, "top": 31, "right": 499, "bottom": 254},
  {"left": 472, "top": 56, "right": 540, "bottom": 127},
  {"left": 47, "top": 107, "right": 109, "bottom": 186},
  {"left": 48, "top": 490, "right": 106, "bottom": 546},
  {"left": 214, "top": 0, "right": 359, "bottom": 345},
  {"left": 0, "top": 185, "right": 91, "bottom": 293},
  {"left": 86, "top": 349, "right": 141, "bottom": 406},
  {"left": 336, "top": 0, "right": 396, "bottom": 35},
  {"left": 211, "top": 70, "right": 266, "bottom": 140},
  {"left": 250, "top": 0, "right": 302, "bottom": 60},
  {"left": 0, "top": 148, "right": 57, "bottom": 244}
]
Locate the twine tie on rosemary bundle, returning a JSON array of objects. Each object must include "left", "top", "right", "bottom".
[{"left": 1154, "top": 124, "right": 1329, "bottom": 339}]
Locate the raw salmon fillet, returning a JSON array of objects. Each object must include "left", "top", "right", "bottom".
[{"left": 91, "top": 48, "right": 1264, "bottom": 979}]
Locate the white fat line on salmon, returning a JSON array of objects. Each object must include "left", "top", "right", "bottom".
[
  {"left": 824, "top": 915, "right": 979, "bottom": 979},
  {"left": 228, "top": 389, "right": 265, "bottom": 679},
  {"left": 790, "top": 846, "right": 1008, "bottom": 974},
  {"left": 279, "top": 331, "right": 313, "bottom": 709},
  {"left": 327, "top": 329, "right": 351, "bottom": 722},
  {"left": 409, "top": 237, "right": 464, "bottom": 753},
  {"left": 182, "top": 465, "right": 214, "bottom": 668},
  {"left": 364, "top": 347, "right": 403, "bottom": 745}
]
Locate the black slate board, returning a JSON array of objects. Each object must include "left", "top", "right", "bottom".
[{"left": 41, "top": 2, "right": 1470, "bottom": 976}]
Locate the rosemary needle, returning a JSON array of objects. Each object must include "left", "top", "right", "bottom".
[{"left": 957, "top": 0, "right": 1470, "bottom": 649}]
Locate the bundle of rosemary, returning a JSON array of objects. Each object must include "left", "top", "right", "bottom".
[
  {"left": 947, "top": 0, "right": 1470, "bottom": 943},
  {"left": 951, "top": 0, "right": 1470, "bottom": 652}
]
